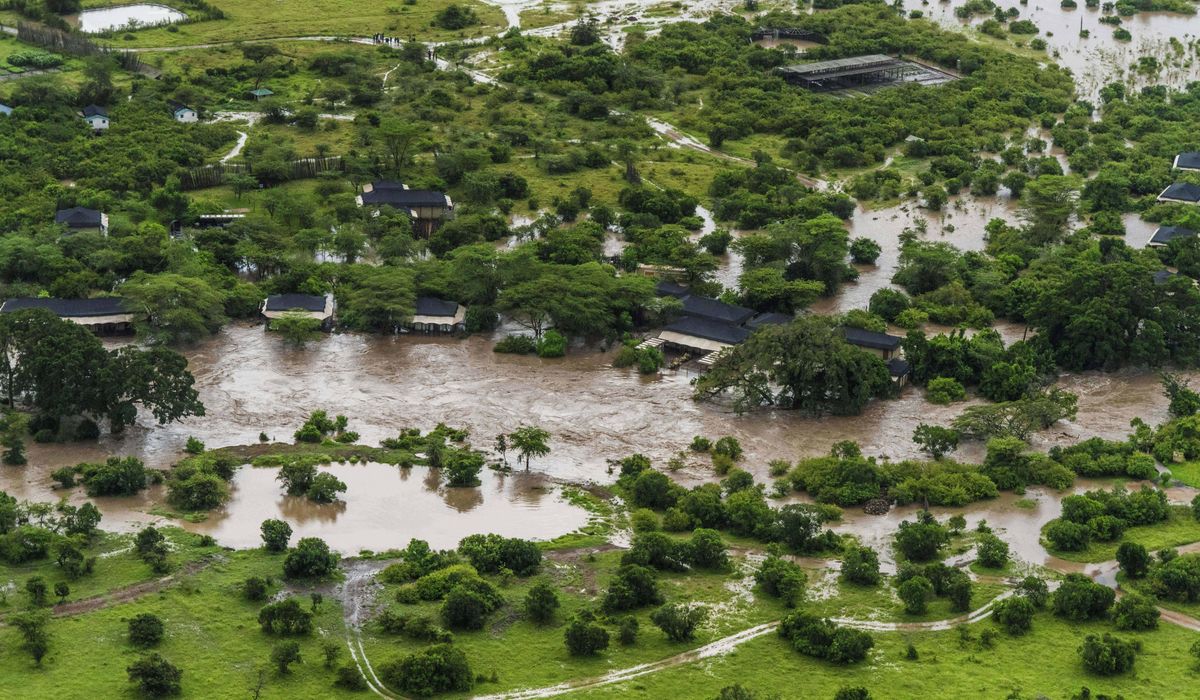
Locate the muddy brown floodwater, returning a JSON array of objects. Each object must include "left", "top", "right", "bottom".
[{"left": 4, "top": 311, "right": 1195, "bottom": 555}]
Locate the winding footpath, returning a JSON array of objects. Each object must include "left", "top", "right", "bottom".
[{"left": 336, "top": 539, "right": 1200, "bottom": 700}]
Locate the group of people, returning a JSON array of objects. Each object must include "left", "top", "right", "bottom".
[{"left": 370, "top": 34, "right": 439, "bottom": 61}]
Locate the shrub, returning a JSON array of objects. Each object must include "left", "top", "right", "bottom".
[
  {"left": 260, "top": 519, "right": 293, "bottom": 552},
  {"left": 1079, "top": 634, "right": 1137, "bottom": 675},
  {"left": 258, "top": 598, "right": 313, "bottom": 635},
  {"left": 524, "top": 580, "right": 559, "bottom": 624},
  {"left": 617, "top": 616, "right": 639, "bottom": 645},
  {"left": 976, "top": 533, "right": 1009, "bottom": 569},
  {"left": 564, "top": 612, "right": 609, "bottom": 656},
  {"left": 378, "top": 643, "right": 472, "bottom": 696},
  {"left": 243, "top": 576, "right": 270, "bottom": 601},
  {"left": 841, "top": 545, "right": 881, "bottom": 586},
  {"left": 283, "top": 537, "right": 339, "bottom": 579},
  {"left": 713, "top": 436, "right": 743, "bottom": 460},
  {"left": 755, "top": 556, "right": 806, "bottom": 606},
  {"left": 1052, "top": 574, "right": 1115, "bottom": 621},
  {"left": 778, "top": 611, "right": 873, "bottom": 664},
  {"left": 494, "top": 335, "right": 536, "bottom": 354},
  {"left": 991, "top": 596, "right": 1034, "bottom": 635},
  {"left": 127, "top": 653, "right": 183, "bottom": 697},
  {"left": 1112, "top": 593, "right": 1160, "bottom": 631},
  {"left": 1044, "top": 519, "right": 1090, "bottom": 552},
  {"left": 128, "top": 613, "right": 165, "bottom": 647},
  {"left": 898, "top": 576, "right": 933, "bottom": 615},
  {"left": 849, "top": 238, "right": 882, "bottom": 264},
  {"left": 536, "top": 330, "right": 567, "bottom": 358},
  {"left": 925, "top": 377, "right": 966, "bottom": 404},
  {"left": 602, "top": 564, "right": 662, "bottom": 612},
  {"left": 651, "top": 603, "right": 706, "bottom": 642}
]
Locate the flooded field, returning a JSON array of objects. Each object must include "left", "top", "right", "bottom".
[
  {"left": 912, "top": 2, "right": 1200, "bottom": 98},
  {"left": 74, "top": 4, "right": 187, "bottom": 33}
]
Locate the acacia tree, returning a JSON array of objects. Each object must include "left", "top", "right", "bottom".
[
  {"left": 695, "top": 317, "right": 891, "bottom": 416},
  {"left": 508, "top": 426, "right": 550, "bottom": 470}
]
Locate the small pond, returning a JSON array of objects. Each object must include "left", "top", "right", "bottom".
[{"left": 76, "top": 4, "right": 186, "bottom": 33}]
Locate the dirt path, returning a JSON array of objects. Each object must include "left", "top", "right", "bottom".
[
  {"left": 51, "top": 556, "right": 216, "bottom": 617},
  {"left": 339, "top": 558, "right": 404, "bottom": 699}
]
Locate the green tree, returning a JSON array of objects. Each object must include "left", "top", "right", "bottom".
[
  {"left": 378, "top": 644, "right": 472, "bottom": 695},
  {"left": 524, "top": 580, "right": 560, "bottom": 624},
  {"left": 260, "top": 519, "right": 292, "bottom": 552},
  {"left": 912, "top": 424, "right": 959, "bottom": 460},
  {"left": 269, "top": 312, "right": 321, "bottom": 347},
  {"left": 1020, "top": 175, "right": 1078, "bottom": 245},
  {"left": 127, "top": 653, "right": 183, "bottom": 697},
  {"left": 283, "top": 537, "right": 338, "bottom": 579},
  {"left": 271, "top": 641, "right": 302, "bottom": 674},
  {"left": 129, "top": 613, "right": 165, "bottom": 647},
  {"left": 651, "top": 603, "right": 706, "bottom": 642},
  {"left": 564, "top": 612, "right": 610, "bottom": 656},
  {"left": 695, "top": 317, "right": 891, "bottom": 416},
  {"left": 508, "top": 425, "right": 551, "bottom": 470},
  {"left": 120, "top": 272, "right": 227, "bottom": 345}
]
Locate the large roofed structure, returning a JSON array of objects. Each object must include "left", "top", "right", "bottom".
[{"left": 778, "top": 54, "right": 957, "bottom": 92}]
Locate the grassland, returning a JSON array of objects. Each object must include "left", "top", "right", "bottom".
[
  {"left": 0, "top": 542, "right": 355, "bottom": 698},
  {"left": 571, "top": 613, "right": 1200, "bottom": 699},
  {"left": 104, "top": 0, "right": 506, "bottom": 48},
  {"left": 359, "top": 549, "right": 791, "bottom": 698},
  {"left": 1045, "top": 506, "right": 1200, "bottom": 564}
]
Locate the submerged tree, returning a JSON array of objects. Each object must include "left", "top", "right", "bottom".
[
  {"left": 694, "top": 317, "right": 891, "bottom": 416},
  {"left": 508, "top": 426, "right": 551, "bottom": 471}
]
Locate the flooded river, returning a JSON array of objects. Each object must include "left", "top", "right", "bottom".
[{"left": 1, "top": 312, "right": 1191, "bottom": 554}]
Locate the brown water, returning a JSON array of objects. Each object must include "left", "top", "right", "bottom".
[
  {"left": 189, "top": 463, "right": 588, "bottom": 552},
  {"left": 914, "top": 2, "right": 1200, "bottom": 99}
]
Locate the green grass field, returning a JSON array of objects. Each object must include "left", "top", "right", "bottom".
[
  {"left": 106, "top": 0, "right": 506, "bottom": 48},
  {"left": 571, "top": 613, "right": 1200, "bottom": 699},
  {"left": 1046, "top": 506, "right": 1200, "bottom": 564}
]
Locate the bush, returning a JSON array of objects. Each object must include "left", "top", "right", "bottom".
[
  {"left": 260, "top": 519, "right": 293, "bottom": 552},
  {"left": 524, "top": 580, "right": 559, "bottom": 624},
  {"left": 1079, "top": 633, "right": 1137, "bottom": 675},
  {"left": 991, "top": 596, "right": 1034, "bottom": 635},
  {"left": 457, "top": 534, "right": 542, "bottom": 576},
  {"left": 1112, "top": 593, "right": 1159, "bottom": 631},
  {"left": 898, "top": 576, "right": 933, "bottom": 615},
  {"left": 849, "top": 238, "right": 882, "bottom": 265},
  {"left": 1044, "top": 519, "right": 1090, "bottom": 552},
  {"left": 127, "top": 653, "right": 183, "bottom": 697},
  {"left": 651, "top": 603, "right": 706, "bottom": 642},
  {"left": 894, "top": 516, "right": 950, "bottom": 562},
  {"left": 617, "top": 616, "right": 639, "bottom": 645},
  {"left": 602, "top": 564, "right": 662, "bottom": 613},
  {"left": 755, "top": 556, "right": 806, "bottom": 606},
  {"left": 925, "top": 377, "right": 966, "bottom": 404},
  {"left": 713, "top": 436, "right": 743, "bottom": 460},
  {"left": 841, "top": 545, "right": 881, "bottom": 586},
  {"left": 79, "top": 456, "right": 148, "bottom": 496},
  {"left": 258, "top": 598, "right": 313, "bottom": 635},
  {"left": 283, "top": 537, "right": 339, "bottom": 579},
  {"left": 536, "top": 329, "right": 567, "bottom": 358},
  {"left": 494, "top": 335, "right": 536, "bottom": 354},
  {"left": 564, "top": 612, "right": 609, "bottom": 656},
  {"left": 243, "top": 576, "right": 270, "bottom": 601},
  {"left": 1016, "top": 576, "right": 1049, "bottom": 609},
  {"left": 128, "top": 613, "right": 165, "bottom": 647},
  {"left": 778, "top": 611, "right": 873, "bottom": 664},
  {"left": 377, "top": 643, "right": 473, "bottom": 696},
  {"left": 335, "top": 664, "right": 369, "bottom": 690},
  {"left": 1052, "top": 574, "right": 1115, "bottom": 621},
  {"left": 976, "top": 533, "right": 1009, "bottom": 569}
]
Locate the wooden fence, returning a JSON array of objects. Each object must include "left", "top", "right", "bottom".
[{"left": 178, "top": 156, "right": 347, "bottom": 191}]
